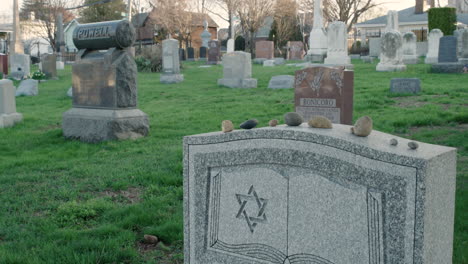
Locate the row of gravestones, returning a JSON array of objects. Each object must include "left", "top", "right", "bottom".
[{"left": 0, "top": 19, "right": 458, "bottom": 264}]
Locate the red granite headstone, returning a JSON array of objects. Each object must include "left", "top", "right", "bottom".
[
  {"left": 0, "top": 54, "right": 8, "bottom": 75},
  {"left": 255, "top": 40, "right": 274, "bottom": 59},
  {"left": 294, "top": 66, "right": 354, "bottom": 125},
  {"left": 208, "top": 40, "right": 220, "bottom": 64},
  {"left": 287, "top": 41, "right": 305, "bottom": 60}
]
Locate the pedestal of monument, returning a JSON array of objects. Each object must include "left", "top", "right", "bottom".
[
  {"left": 62, "top": 20, "right": 149, "bottom": 143},
  {"left": 0, "top": 79, "right": 23, "bottom": 128}
]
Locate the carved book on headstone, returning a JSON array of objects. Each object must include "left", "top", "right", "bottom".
[
  {"left": 184, "top": 125, "right": 456, "bottom": 264},
  {"left": 62, "top": 20, "right": 149, "bottom": 143},
  {"left": 294, "top": 66, "right": 353, "bottom": 124}
]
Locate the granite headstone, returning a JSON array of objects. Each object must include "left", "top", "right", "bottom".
[
  {"left": 425, "top": 29, "right": 443, "bottom": 64},
  {"left": 390, "top": 78, "right": 421, "bottom": 94},
  {"left": 255, "top": 40, "right": 274, "bottom": 59},
  {"left": 0, "top": 54, "right": 8, "bottom": 75},
  {"left": 9, "top": 53, "right": 30, "bottom": 80},
  {"left": 287, "top": 41, "right": 304, "bottom": 60},
  {"left": 179, "top": 48, "right": 186, "bottom": 61},
  {"left": 402, "top": 32, "right": 419, "bottom": 64},
  {"left": 62, "top": 20, "right": 149, "bottom": 143},
  {"left": 187, "top": 47, "right": 195, "bottom": 61},
  {"left": 268, "top": 75, "right": 294, "bottom": 89},
  {"left": 0, "top": 79, "right": 23, "bottom": 128},
  {"left": 324, "top": 21, "right": 351, "bottom": 65},
  {"left": 208, "top": 40, "right": 220, "bottom": 65},
  {"left": 459, "top": 29, "right": 468, "bottom": 63},
  {"left": 15, "top": 79, "right": 38, "bottom": 96},
  {"left": 295, "top": 66, "right": 354, "bottom": 124},
  {"left": 438, "top": 36, "right": 458, "bottom": 63},
  {"left": 218, "top": 51, "right": 257, "bottom": 88},
  {"left": 41, "top": 53, "right": 57, "bottom": 79},
  {"left": 376, "top": 30, "right": 406, "bottom": 72},
  {"left": 199, "top": 47, "right": 207, "bottom": 61},
  {"left": 184, "top": 124, "right": 456, "bottom": 264},
  {"left": 161, "top": 38, "right": 184, "bottom": 84}
]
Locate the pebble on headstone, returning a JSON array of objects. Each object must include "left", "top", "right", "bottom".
[
  {"left": 351, "top": 116, "right": 373, "bottom": 137},
  {"left": 284, "top": 112, "right": 303, "bottom": 126},
  {"left": 15, "top": 79, "right": 38, "bottom": 96},
  {"left": 390, "top": 138, "right": 398, "bottom": 146},
  {"left": 308, "top": 116, "right": 332, "bottom": 129},
  {"left": 408, "top": 141, "right": 419, "bottom": 150},
  {"left": 390, "top": 78, "right": 421, "bottom": 94},
  {"left": 269, "top": 119, "right": 278, "bottom": 127},
  {"left": 222, "top": 120, "right": 234, "bottom": 133},
  {"left": 240, "top": 119, "right": 258, "bottom": 129}
]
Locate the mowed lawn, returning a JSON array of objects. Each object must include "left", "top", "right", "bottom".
[{"left": 0, "top": 60, "right": 467, "bottom": 264}]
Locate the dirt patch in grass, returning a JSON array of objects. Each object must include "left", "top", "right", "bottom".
[
  {"left": 98, "top": 187, "right": 141, "bottom": 204},
  {"left": 407, "top": 124, "right": 468, "bottom": 134},
  {"left": 392, "top": 95, "right": 451, "bottom": 109},
  {"left": 36, "top": 124, "right": 61, "bottom": 132}
]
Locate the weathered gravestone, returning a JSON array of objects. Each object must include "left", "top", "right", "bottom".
[
  {"left": 9, "top": 53, "right": 30, "bottom": 80},
  {"left": 218, "top": 51, "right": 257, "bottom": 88},
  {"left": 458, "top": 29, "right": 468, "bottom": 64},
  {"left": 369, "top": 38, "right": 381, "bottom": 57},
  {"left": 376, "top": 30, "right": 407, "bottom": 72},
  {"left": 227, "top": 39, "right": 235, "bottom": 53},
  {"left": 0, "top": 79, "right": 23, "bottom": 128},
  {"left": 161, "top": 38, "right": 184, "bottom": 84},
  {"left": 15, "top": 79, "right": 38, "bottom": 96},
  {"left": 184, "top": 124, "right": 457, "bottom": 264},
  {"left": 287, "top": 41, "right": 304, "bottom": 60},
  {"left": 0, "top": 54, "right": 8, "bottom": 75},
  {"left": 199, "top": 47, "right": 207, "bottom": 61},
  {"left": 268, "top": 75, "right": 294, "bottom": 89},
  {"left": 255, "top": 40, "right": 274, "bottom": 59},
  {"left": 390, "top": 78, "right": 421, "bottom": 94},
  {"left": 425, "top": 29, "right": 443, "bottom": 64},
  {"left": 324, "top": 21, "right": 351, "bottom": 66},
  {"left": 431, "top": 36, "right": 464, "bottom": 73},
  {"left": 187, "top": 47, "right": 195, "bottom": 61},
  {"left": 385, "top": 10, "right": 399, "bottom": 32},
  {"left": 179, "top": 48, "right": 186, "bottom": 61},
  {"left": 41, "top": 53, "right": 57, "bottom": 79},
  {"left": 402, "top": 32, "right": 419, "bottom": 64},
  {"left": 62, "top": 20, "right": 149, "bottom": 143},
  {"left": 295, "top": 66, "right": 353, "bottom": 124},
  {"left": 208, "top": 40, "right": 220, "bottom": 65}
]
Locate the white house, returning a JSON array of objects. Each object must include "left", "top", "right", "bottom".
[{"left": 64, "top": 19, "right": 79, "bottom": 52}]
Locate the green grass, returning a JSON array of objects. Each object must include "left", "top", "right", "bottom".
[{"left": 0, "top": 60, "right": 467, "bottom": 263}]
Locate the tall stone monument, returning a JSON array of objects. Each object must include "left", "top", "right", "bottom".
[
  {"left": 306, "top": 0, "right": 327, "bottom": 62},
  {"left": 402, "top": 32, "right": 419, "bottom": 64},
  {"left": 218, "top": 51, "right": 257, "bottom": 88},
  {"left": 161, "top": 38, "right": 184, "bottom": 84},
  {"left": 227, "top": 16, "right": 235, "bottom": 53},
  {"left": 425, "top": 29, "right": 443, "bottom": 64},
  {"left": 56, "top": 13, "right": 65, "bottom": 70},
  {"left": 201, "top": 20, "right": 211, "bottom": 48},
  {"left": 295, "top": 66, "right": 353, "bottom": 124},
  {"left": 0, "top": 79, "right": 23, "bottom": 128},
  {"left": 324, "top": 21, "right": 351, "bottom": 65},
  {"left": 385, "top": 10, "right": 399, "bottom": 32},
  {"left": 376, "top": 30, "right": 406, "bottom": 72},
  {"left": 184, "top": 124, "right": 457, "bottom": 264},
  {"left": 9, "top": 0, "right": 30, "bottom": 80},
  {"left": 62, "top": 20, "right": 149, "bottom": 143}
]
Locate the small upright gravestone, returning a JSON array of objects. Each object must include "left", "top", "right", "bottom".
[
  {"left": 199, "top": 47, "right": 207, "bottom": 61},
  {"left": 376, "top": 30, "right": 407, "bottom": 72},
  {"left": 179, "top": 48, "right": 186, "bottom": 61},
  {"left": 0, "top": 79, "right": 23, "bottom": 128},
  {"left": 402, "top": 32, "right": 418, "bottom": 64},
  {"left": 459, "top": 29, "right": 468, "bottom": 64},
  {"left": 9, "top": 53, "right": 30, "bottom": 80},
  {"left": 268, "top": 75, "right": 294, "bottom": 89},
  {"left": 287, "top": 41, "right": 304, "bottom": 60},
  {"left": 41, "top": 53, "right": 57, "bottom": 79},
  {"left": 431, "top": 36, "right": 464, "bottom": 73},
  {"left": 390, "top": 78, "right": 421, "bottom": 94},
  {"left": 295, "top": 66, "right": 354, "bottom": 124},
  {"left": 208, "top": 40, "right": 220, "bottom": 65},
  {"left": 369, "top": 38, "right": 381, "bottom": 57},
  {"left": 184, "top": 123, "right": 456, "bottom": 264},
  {"left": 255, "top": 40, "right": 274, "bottom": 59},
  {"left": 425, "top": 29, "right": 443, "bottom": 64},
  {"left": 62, "top": 20, "right": 149, "bottom": 143},
  {"left": 15, "top": 79, "right": 38, "bottom": 96},
  {"left": 0, "top": 54, "right": 8, "bottom": 75},
  {"left": 187, "top": 47, "right": 195, "bottom": 61},
  {"left": 324, "top": 21, "right": 351, "bottom": 66},
  {"left": 161, "top": 38, "right": 184, "bottom": 84},
  {"left": 218, "top": 51, "right": 257, "bottom": 88}
]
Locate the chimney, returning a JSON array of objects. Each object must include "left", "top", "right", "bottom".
[{"left": 415, "top": 0, "right": 426, "bottom": 14}]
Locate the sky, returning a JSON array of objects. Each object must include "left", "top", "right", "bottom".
[{"left": 0, "top": 0, "right": 450, "bottom": 27}]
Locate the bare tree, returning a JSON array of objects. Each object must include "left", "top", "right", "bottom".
[
  {"left": 298, "top": 0, "right": 379, "bottom": 32},
  {"left": 207, "top": 0, "right": 240, "bottom": 39},
  {"left": 273, "top": 0, "right": 298, "bottom": 54},
  {"left": 148, "top": 0, "right": 192, "bottom": 45},
  {"left": 237, "top": 0, "right": 274, "bottom": 53}
]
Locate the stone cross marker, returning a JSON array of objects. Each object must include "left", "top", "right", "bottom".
[
  {"left": 218, "top": 51, "right": 257, "bottom": 88},
  {"left": 324, "top": 21, "right": 351, "bottom": 65},
  {"left": 0, "top": 79, "right": 23, "bottom": 128},
  {"left": 402, "top": 32, "right": 418, "bottom": 64},
  {"left": 161, "top": 39, "right": 184, "bottom": 84},
  {"left": 208, "top": 40, "right": 221, "bottom": 65},
  {"left": 294, "top": 66, "right": 354, "bottom": 124},
  {"left": 376, "top": 30, "right": 406, "bottom": 72},
  {"left": 62, "top": 20, "right": 149, "bottom": 143},
  {"left": 438, "top": 36, "right": 458, "bottom": 63},
  {"left": 287, "top": 41, "right": 304, "bottom": 60},
  {"left": 390, "top": 78, "right": 421, "bottom": 94},
  {"left": 184, "top": 124, "right": 457, "bottom": 264},
  {"left": 425, "top": 29, "right": 443, "bottom": 64},
  {"left": 41, "top": 53, "right": 57, "bottom": 79},
  {"left": 255, "top": 41, "right": 274, "bottom": 59}
]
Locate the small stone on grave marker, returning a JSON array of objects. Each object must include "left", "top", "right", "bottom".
[
  {"left": 240, "top": 119, "right": 258, "bottom": 129},
  {"left": 351, "top": 116, "right": 373, "bottom": 137},
  {"left": 284, "top": 112, "right": 303, "bottom": 126},
  {"left": 308, "top": 116, "right": 332, "bottom": 129},
  {"left": 269, "top": 119, "right": 278, "bottom": 127},
  {"left": 222, "top": 120, "right": 234, "bottom": 133}
]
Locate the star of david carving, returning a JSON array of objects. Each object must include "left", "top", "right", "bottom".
[{"left": 235, "top": 185, "right": 268, "bottom": 233}]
